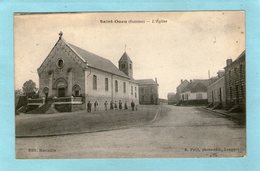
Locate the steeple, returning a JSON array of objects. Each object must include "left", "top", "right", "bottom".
[{"left": 118, "top": 51, "right": 133, "bottom": 78}]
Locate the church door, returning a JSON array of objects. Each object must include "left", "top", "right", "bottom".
[{"left": 58, "top": 88, "right": 65, "bottom": 97}]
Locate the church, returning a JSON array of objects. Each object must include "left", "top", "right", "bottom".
[{"left": 37, "top": 32, "right": 139, "bottom": 112}]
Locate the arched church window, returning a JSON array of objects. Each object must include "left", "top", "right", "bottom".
[
  {"left": 115, "top": 80, "right": 118, "bottom": 92},
  {"left": 93, "top": 75, "right": 97, "bottom": 90},
  {"left": 123, "top": 82, "right": 126, "bottom": 93},
  {"left": 73, "top": 84, "right": 81, "bottom": 97},
  {"left": 105, "top": 78, "right": 109, "bottom": 91}
]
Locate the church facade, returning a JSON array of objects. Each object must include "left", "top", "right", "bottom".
[{"left": 37, "top": 32, "right": 139, "bottom": 112}]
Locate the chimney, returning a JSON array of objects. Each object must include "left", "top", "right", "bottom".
[
  {"left": 155, "top": 77, "right": 157, "bottom": 84},
  {"left": 190, "top": 79, "right": 192, "bottom": 83},
  {"left": 226, "top": 59, "right": 232, "bottom": 66},
  {"left": 181, "top": 79, "right": 183, "bottom": 83}
]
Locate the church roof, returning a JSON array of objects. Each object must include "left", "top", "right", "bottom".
[
  {"left": 68, "top": 43, "right": 129, "bottom": 78},
  {"left": 136, "top": 79, "right": 158, "bottom": 85},
  {"left": 119, "top": 52, "right": 132, "bottom": 62}
]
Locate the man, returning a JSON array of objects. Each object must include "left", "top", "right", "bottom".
[
  {"left": 104, "top": 101, "right": 108, "bottom": 111},
  {"left": 131, "top": 100, "right": 135, "bottom": 111},
  {"left": 94, "top": 101, "right": 98, "bottom": 111},
  {"left": 124, "top": 101, "right": 128, "bottom": 110},
  {"left": 110, "top": 100, "right": 114, "bottom": 110},
  {"left": 87, "top": 101, "right": 92, "bottom": 113},
  {"left": 114, "top": 101, "right": 118, "bottom": 110},
  {"left": 119, "top": 100, "right": 122, "bottom": 110}
]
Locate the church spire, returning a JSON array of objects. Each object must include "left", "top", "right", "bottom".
[{"left": 118, "top": 49, "right": 133, "bottom": 78}]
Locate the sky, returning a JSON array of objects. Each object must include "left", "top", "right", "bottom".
[{"left": 14, "top": 11, "right": 245, "bottom": 99}]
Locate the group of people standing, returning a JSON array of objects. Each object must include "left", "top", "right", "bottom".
[{"left": 87, "top": 100, "right": 137, "bottom": 112}]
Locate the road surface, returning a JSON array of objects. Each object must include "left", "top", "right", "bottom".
[{"left": 16, "top": 105, "right": 246, "bottom": 158}]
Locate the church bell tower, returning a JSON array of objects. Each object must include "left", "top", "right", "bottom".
[{"left": 118, "top": 51, "right": 133, "bottom": 78}]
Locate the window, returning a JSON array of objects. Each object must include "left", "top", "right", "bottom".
[
  {"left": 234, "top": 67, "right": 238, "bottom": 78},
  {"left": 121, "top": 64, "right": 125, "bottom": 69},
  {"left": 135, "top": 87, "right": 137, "bottom": 98},
  {"left": 105, "top": 78, "right": 109, "bottom": 91},
  {"left": 141, "top": 87, "right": 144, "bottom": 94},
  {"left": 229, "top": 86, "right": 233, "bottom": 99},
  {"left": 129, "top": 64, "right": 132, "bottom": 69},
  {"left": 142, "top": 95, "right": 145, "bottom": 102},
  {"left": 185, "top": 94, "right": 188, "bottom": 100},
  {"left": 93, "top": 75, "right": 97, "bottom": 90},
  {"left": 196, "top": 93, "right": 202, "bottom": 99},
  {"left": 123, "top": 82, "right": 126, "bottom": 93},
  {"left": 115, "top": 80, "right": 118, "bottom": 92},
  {"left": 57, "top": 59, "right": 64, "bottom": 68},
  {"left": 131, "top": 86, "right": 133, "bottom": 95},
  {"left": 240, "top": 64, "right": 243, "bottom": 79},
  {"left": 241, "top": 85, "right": 244, "bottom": 98}
]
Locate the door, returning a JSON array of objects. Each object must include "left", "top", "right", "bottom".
[
  {"left": 219, "top": 88, "right": 222, "bottom": 103},
  {"left": 235, "top": 85, "right": 239, "bottom": 104},
  {"left": 58, "top": 88, "right": 65, "bottom": 97}
]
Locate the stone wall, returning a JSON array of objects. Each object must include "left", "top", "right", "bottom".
[{"left": 225, "top": 52, "right": 245, "bottom": 111}]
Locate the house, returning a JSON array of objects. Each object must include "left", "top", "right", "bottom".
[
  {"left": 176, "top": 79, "right": 190, "bottom": 104},
  {"left": 136, "top": 78, "right": 159, "bottom": 105},
  {"left": 167, "top": 92, "right": 177, "bottom": 105},
  {"left": 207, "top": 70, "right": 226, "bottom": 109},
  {"left": 224, "top": 50, "right": 245, "bottom": 112},
  {"left": 36, "top": 32, "right": 139, "bottom": 112},
  {"left": 180, "top": 79, "right": 211, "bottom": 105}
]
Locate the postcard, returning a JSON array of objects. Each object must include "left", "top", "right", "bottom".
[{"left": 14, "top": 11, "right": 246, "bottom": 159}]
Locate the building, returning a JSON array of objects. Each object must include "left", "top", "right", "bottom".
[
  {"left": 207, "top": 70, "right": 226, "bottom": 109},
  {"left": 180, "top": 79, "right": 211, "bottom": 105},
  {"left": 137, "top": 78, "right": 159, "bottom": 105},
  {"left": 167, "top": 92, "right": 177, "bottom": 105},
  {"left": 36, "top": 32, "right": 139, "bottom": 112},
  {"left": 224, "top": 50, "right": 245, "bottom": 112},
  {"left": 176, "top": 79, "right": 190, "bottom": 104}
]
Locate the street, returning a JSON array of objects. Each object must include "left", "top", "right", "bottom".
[{"left": 16, "top": 105, "right": 246, "bottom": 158}]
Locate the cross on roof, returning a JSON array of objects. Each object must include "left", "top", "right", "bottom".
[{"left": 59, "top": 31, "right": 63, "bottom": 39}]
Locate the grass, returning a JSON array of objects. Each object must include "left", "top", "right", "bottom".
[{"left": 16, "top": 105, "right": 160, "bottom": 137}]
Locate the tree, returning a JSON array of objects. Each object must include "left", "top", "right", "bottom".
[
  {"left": 15, "top": 89, "right": 23, "bottom": 97},
  {"left": 22, "top": 80, "right": 38, "bottom": 97}
]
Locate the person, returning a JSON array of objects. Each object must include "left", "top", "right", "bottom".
[
  {"left": 114, "top": 101, "right": 118, "bottom": 110},
  {"left": 119, "top": 100, "right": 122, "bottom": 110},
  {"left": 87, "top": 101, "right": 92, "bottom": 113},
  {"left": 110, "top": 100, "right": 114, "bottom": 110},
  {"left": 94, "top": 101, "right": 98, "bottom": 111},
  {"left": 104, "top": 101, "right": 108, "bottom": 111},
  {"left": 124, "top": 101, "right": 128, "bottom": 110},
  {"left": 131, "top": 100, "right": 135, "bottom": 111}
]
